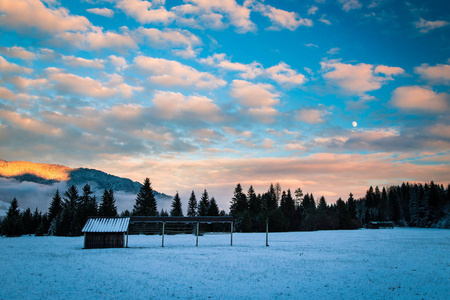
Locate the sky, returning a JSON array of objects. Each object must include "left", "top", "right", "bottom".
[{"left": 0, "top": 0, "right": 449, "bottom": 211}]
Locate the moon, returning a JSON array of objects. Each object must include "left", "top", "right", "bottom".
[{"left": 352, "top": 121, "right": 357, "bottom": 128}]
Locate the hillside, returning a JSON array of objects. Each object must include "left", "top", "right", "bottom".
[{"left": 0, "top": 159, "right": 172, "bottom": 201}]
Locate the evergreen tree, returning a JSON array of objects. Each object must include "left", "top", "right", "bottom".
[
  {"left": 207, "top": 197, "right": 220, "bottom": 216},
  {"left": 2, "top": 198, "right": 23, "bottom": 236},
  {"left": 48, "top": 189, "right": 63, "bottom": 223},
  {"left": 198, "top": 189, "right": 210, "bottom": 216},
  {"left": 318, "top": 196, "right": 327, "bottom": 212},
  {"left": 266, "top": 184, "right": 278, "bottom": 211},
  {"left": 32, "top": 208, "right": 42, "bottom": 234},
  {"left": 230, "top": 183, "right": 248, "bottom": 216},
  {"left": 75, "top": 184, "right": 97, "bottom": 235},
  {"left": 99, "top": 189, "right": 118, "bottom": 217},
  {"left": 187, "top": 191, "right": 197, "bottom": 217},
  {"left": 160, "top": 209, "right": 168, "bottom": 216},
  {"left": 347, "top": 193, "right": 356, "bottom": 219},
  {"left": 294, "top": 187, "right": 304, "bottom": 207},
  {"left": 170, "top": 192, "right": 183, "bottom": 216},
  {"left": 133, "top": 178, "right": 158, "bottom": 216},
  {"left": 336, "top": 198, "right": 352, "bottom": 229},
  {"left": 58, "top": 185, "right": 79, "bottom": 236},
  {"left": 22, "top": 207, "right": 33, "bottom": 234},
  {"left": 247, "top": 185, "right": 259, "bottom": 215}
]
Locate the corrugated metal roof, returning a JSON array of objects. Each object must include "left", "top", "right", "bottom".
[{"left": 82, "top": 217, "right": 130, "bottom": 233}]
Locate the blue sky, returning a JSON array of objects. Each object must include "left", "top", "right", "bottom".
[{"left": 0, "top": 0, "right": 449, "bottom": 209}]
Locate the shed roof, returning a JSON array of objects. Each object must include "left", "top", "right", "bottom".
[{"left": 82, "top": 217, "right": 130, "bottom": 233}]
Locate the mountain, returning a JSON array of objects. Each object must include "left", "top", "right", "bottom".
[{"left": 0, "top": 159, "right": 173, "bottom": 215}]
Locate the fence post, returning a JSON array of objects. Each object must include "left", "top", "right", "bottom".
[
  {"left": 266, "top": 218, "right": 269, "bottom": 247},
  {"left": 230, "top": 221, "right": 233, "bottom": 246},
  {"left": 196, "top": 222, "right": 199, "bottom": 247},
  {"left": 162, "top": 222, "right": 165, "bottom": 247}
]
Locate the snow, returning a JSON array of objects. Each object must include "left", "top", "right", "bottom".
[
  {"left": 1, "top": 228, "right": 449, "bottom": 299},
  {"left": 82, "top": 217, "right": 130, "bottom": 233}
]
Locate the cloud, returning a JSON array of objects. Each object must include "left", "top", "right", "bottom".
[
  {"left": 135, "top": 27, "right": 202, "bottom": 58},
  {"left": 86, "top": 7, "right": 114, "bottom": 18},
  {"left": 251, "top": 2, "right": 312, "bottom": 30},
  {"left": 429, "top": 124, "right": 450, "bottom": 138},
  {"left": 374, "top": 65, "right": 405, "bottom": 76},
  {"left": 0, "top": 46, "right": 36, "bottom": 60},
  {"left": 117, "top": 0, "right": 175, "bottom": 24},
  {"left": 415, "top": 18, "right": 449, "bottom": 33},
  {"left": 105, "top": 73, "right": 143, "bottom": 98},
  {"left": 55, "top": 26, "right": 137, "bottom": 51},
  {"left": 7, "top": 76, "right": 48, "bottom": 89},
  {"left": 327, "top": 47, "right": 340, "bottom": 55},
  {"left": 152, "top": 90, "right": 222, "bottom": 122},
  {"left": 230, "top": 80, "right": 279, "bottom": 108},
  {"left": 222, "top": 126, "right": 252, "bottom": 137},
  {"left": 0, "top": 87, "right": 17, "bottom": 101},
  {"left": 266, "top": 62, "right": 306, "bottom": 86},
  {"left": 391, "top": 86, "right": 449, "bottom": 113},
  {"left": 109, "top": 55, "right": 127, "bottom": 71},
  {"left": 321, "top": 60, "right": 403, "bottom": 96},
  {"left": 308, "top": 6, "right": 318, "bottom": 15},
  {"left": 134, "top": 55, "right": 226, "bottom": 89},
  {"left": 62, "top": 55, "right": 105, "bottom": 68},
  {"left": 230, "top": 80, "right": 280, "bottom": 123},
  {"left": 339, "top": 0, "right": 362, "bottom": 12},
  {"left": 48, "top": 69, "right": 117, "bottom": 98},
  {"left": 0, "top": 56, "right": 33, "bottom": 74},
  {"left": 173, "top": 0, "right": 256, "bottom": 33},
  {"left": 295, "top": 108, "right": 328, "bottom": 124},
  {"left": 319, "top": 15, "right": 331, "bottom": 25},
  {"left": 0, "top": 0, "right": 90, "bottom": 33},
  {"left": 98, "top": 153, "right": 450, "bottom": 210},
  {"left": 415, "top": 63, "right": 450, "bottom": 85},
  {"left": 0, "top": 109, "right": 62, "bottom": 135},
  {"left": 199, "top": 53, "right": 264, "bottom": 79}
]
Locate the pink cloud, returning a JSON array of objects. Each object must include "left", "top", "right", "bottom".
[{"left": 391, "top": 86, "right": 449, "bottom": 112}]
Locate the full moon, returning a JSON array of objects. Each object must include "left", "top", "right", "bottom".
[{"left": 352, "top": 121, "right": 357, "bottom": 127}]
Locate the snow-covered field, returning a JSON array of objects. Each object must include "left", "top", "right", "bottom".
[{"left": 1, "top": 228, "right": 449, "bottom": 299}]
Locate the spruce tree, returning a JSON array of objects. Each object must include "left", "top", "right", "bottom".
[
  {"left": 247, "top": 185, "right": 259, "bottom": 215},
  {"left": 187, "top": 191, "right": 197, "bottom": 217},
  {"left": 99, "top": 189, "right": 118, "bottom": 217},
  {"left": 208, "top": 197, "right": 220, "bottom": 216},
  {"left": 347, "top": 193, "right": 356, "bottom": 219},
  {"left": 318, "top": 196, "right": 327, "bottom": 212},
  {"left": 3, "top": 198, "right": 24, "bottom": 237},
  {"left": 230, "top": 183, "right": 248, "bottom": 216},
  {"left": 22, "top": 207, "right": 33, "bottom": 234},
  {"left": 170, "top": 192, "right": 183, "bottom": 216},
  {"left": 133, "top": 178, "right": 158, "bottom": 216},
  {"left": 48, "top": 189, "right": 63, "bottom": 223},
  {"left": 198, "top": 189, "right": 210, "bottom": 216},
  {"left": 75, "top": 184, "right": 97, "bottom": 235}
]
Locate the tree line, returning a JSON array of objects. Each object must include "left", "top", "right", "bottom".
[{"left": 1, "top": 179, "right": 449, "bottom": 237}]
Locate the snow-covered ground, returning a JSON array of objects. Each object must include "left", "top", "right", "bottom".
[{"left": 1, "top": 228, "right": 449, "bottom": 299}]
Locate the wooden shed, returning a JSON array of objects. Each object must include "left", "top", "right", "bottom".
[{"left": 82, "top": 217, "right": 130, "bottom": 249}]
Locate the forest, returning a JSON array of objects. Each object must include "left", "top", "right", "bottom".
[{"left": 1, "top": 178, "right": 449, "bottom": 237}]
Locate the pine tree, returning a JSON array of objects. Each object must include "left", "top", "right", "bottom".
[
  {"left": 247, "top": 185, "right": 259, "bottom": 215},
  {"left": 266, "top": 184, "right": 278, "bottom": 211},
  {"left": 75, "top": 184, "right": 97, "bottom": 236},
  {"left": 99, "top": 189, "right": 118, "bottom": 217},
  {"left": 294, "top": 188, "right": 304, "bottom": 207},
  {"left": 347, "top": 193, "right": 356, "bottom": 219},
  {"left": 198, "top": 189, "right": 210, "bottom": 216},
  {"left": 318, "top": 196, "right": 327, "bottom": 212},
  {"left": 187, "top": 191, "right": 197, "bottom": 217},
  {"left": 32, "top": 208, "right": 42, "bottom": 234},
  {"left": 133, "top": 178, "right": 158, "bottom": 216},
  {"left": 230, "top": 183, "right": 248, "bottom": 216},
  {"left": 22, "top": 207, "right": 33, "bottom": 234},
  {"left": 170, "top": 192, "right": 183, "bottom": 216},
  {"left": 160, "top": 209, "right": 168, "bottom": 216},
  {"left": 208, "top": 197, "right": 220, "bottom": 216},
  {"left": 48, "top": 189, "right": 63, "bottom": 223},
  {"left": 3, "top": 198, "right": 24, "bottom": 237}
]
